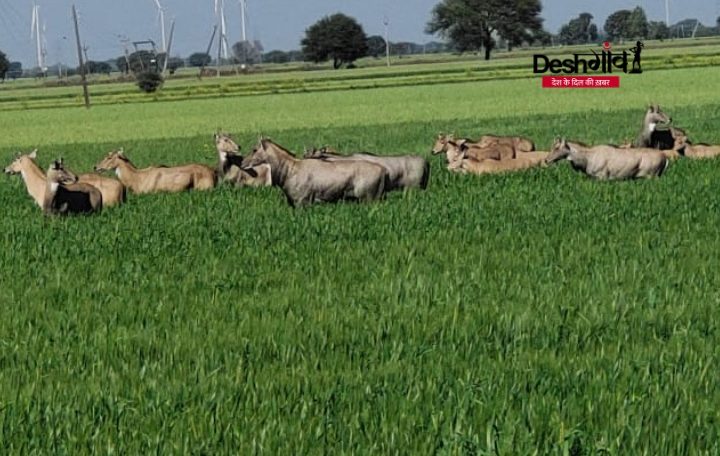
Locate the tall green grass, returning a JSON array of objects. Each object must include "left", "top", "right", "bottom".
[{"left": 1, "top": 66, "right": 720, "bottom": 453}]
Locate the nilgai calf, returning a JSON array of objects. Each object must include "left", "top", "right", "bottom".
[
  {"left": 242, "top": 138, "right": 386, "bottom": 207},
  {"left": 43, "top": 159, "right": 103, "bottom": 215},
  {"left": 546, "top": 138, "right": 669, "bottom": 180}
]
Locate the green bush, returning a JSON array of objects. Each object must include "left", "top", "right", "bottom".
[{"left": 136, "top": 71, "right": 164, "bottom": 93}]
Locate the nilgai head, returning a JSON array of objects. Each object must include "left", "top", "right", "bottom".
[
  {"left": 4, "top": 149, "right": 38, "bottom": 175},
  {"left": 46, "top": 158, "right": 79, "bottom": 187},
  {"left": 644, "top": 104, "right": 672, "bottom": 132},
  {"left": 432, "top": 134, "right": 454, "bottom": 155},
  {"left": 242, "top": 138, "right": 272, "bottom": 168},
  {"left": 443, "top": 140, "right": 467, "bottom": 163},
  {"left": 446, "top": 147, "right": 467, "bottom": 171},
  {"left": 215, "top": 132, "right": 240, "bottom": 158},
  {"left": 546, "top": 137, "right": 573, "bottom": 164},
  {"left": 94, "top": 149, "right": 128, "bottom": 172}
]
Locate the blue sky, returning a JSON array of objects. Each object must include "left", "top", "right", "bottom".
[{"left": 0, "top": 0, "right": 716, "bottom": 66}]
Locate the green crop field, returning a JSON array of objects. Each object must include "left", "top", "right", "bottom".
[{"left": 1, "top": 41, "right": 720, "bottom": 454}]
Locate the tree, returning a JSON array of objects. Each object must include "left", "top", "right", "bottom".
[
  {"left": 286, "top": 50, "right": 304, "bottom": 62},
  {"left": 83, "top": 60, "right": 111, "bottom": 75},
  {"left": 116, "top": 56, "right": 130, "bottom": 74},
  {"left": 232, "top": 40, "right": 263, "bottom": 65},
  {"left": 166, "top": 57, "right": 184, "bottom": 74},
  {"left": 366, "top": 35, "right": 387, "bottom": 58},
  {"left": 188, "top": 52, "right": 212, "bottom": 67},
  {"left": 532, "top": 29, "right": 553, "bottom": 46},
  {"left": 301, "top": 14, "right": 368, "bottom": 69},
  {"left": 127, "top": 50, "right": 157, "bottom": 74},
  {"left": 136, "top": 71, "right": 163, "bottom": 93},
  {"left": 496, "top": 0, "right": 544, "bottom": 50},
  {"left": 626, "top": 7, "right": 649, "bottom": 39},
  {"left": 604, "top": 10, "right": 632, "bottom": 41},
  {"left": 558, "top": 13, "right": 598, "bottom": 45},
  {"left": 604, "top": 7, "right": 649, "bottom": 41},
  {"left": 8, "top": 62, "right": 22, "bottom": 80},
  {"left": 427, "top": 0, "right": 543, "bottom": 60},
  {"left": 648, "top": 21, "right": 670, "bottom": 40},
  {"left": 263, "top": 50, "right": 289, "bottom": 64},
  {"left": 0, "top": 51, "right": 9, "bottom": 82}
]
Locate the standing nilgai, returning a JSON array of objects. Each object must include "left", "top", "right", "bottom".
[
  {"left": 546, "top": 138, "right": 669, "bottom": 180},
  {"left": 242, "top": 138, "right": 387, "bottom": 207},
  {"left": 43, "top": 159, "right": 103, "bottom": 215},
  {"left": 303, "top": 147, "right": 430, "bottom": 192}
]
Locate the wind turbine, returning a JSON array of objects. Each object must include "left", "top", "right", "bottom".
[
  {"left": 239, "top": 0, "right": 247, "bottom": 42},
  {"left": 30, "top": 2, "right": 46, "bottom": 73},
  {"left": 665, "top": 0, "right": 670, "bottom": 27},
  {"left": 214, "top": 0, "right": 230, "bottom": 60},
  {"left": 152, "top": 0, "right": 167, "bottom": 53}
]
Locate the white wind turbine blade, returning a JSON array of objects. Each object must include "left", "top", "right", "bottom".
[{"left": 30, "top": 5, "right": 37, "bottom": 39}]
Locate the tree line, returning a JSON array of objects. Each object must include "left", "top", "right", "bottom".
[{"left": 2, "top": 3, "right": 720, "bottom": 81}]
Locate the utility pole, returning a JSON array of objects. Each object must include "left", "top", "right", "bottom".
[
  {"left": 118, "top": 35, "right": 131, "bottom": 74},
  {"left": 201, "top": 25, "right": 217, "bottom": 79},
  {"left": 72, "top": 5, "right": 90, "bottom": 109},
  {"left": 217, "top": 21, "right": 222, "bottom": 77},
  {"left": 383, "top": 16, "right": 391, "bottom": 67},
  {"left": 665, "top": 0, "right": 670, "bottom": 27}
]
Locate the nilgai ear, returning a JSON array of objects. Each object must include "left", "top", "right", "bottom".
[{"left": 28, "top": 149, "right": 37, "bottom": 159}]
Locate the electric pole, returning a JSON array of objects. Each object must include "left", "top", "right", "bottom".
[
  {"left": 383, "top": 16, "right": 390, "bottom": 67},
  {"left": 72, "top": 5, "right": 90, "bottom": 108}
]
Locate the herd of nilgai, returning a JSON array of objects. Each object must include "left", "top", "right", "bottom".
[{"left": 4, "top": 105, "right": 719, "bottom": 215}]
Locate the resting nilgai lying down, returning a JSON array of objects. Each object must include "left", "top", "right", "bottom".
[
  {"left": 444, "top": 141, "right": 548, "bottom": 175},
  {"left": 95, "top": 149, "right": 217, "bottom": 194},
  {"left": 673, "top": 135, "right": 720, "bottom": 159},
  {"left": 431, "top": 133, "right": 536, "bottom": 160},
  {"left": 546, "top": 138, "right": 669, "bottom": 180}
]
